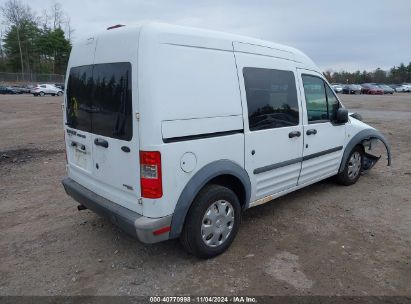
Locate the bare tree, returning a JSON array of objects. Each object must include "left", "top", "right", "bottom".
[
  {"left": 63, "top": 15, "right": 74, "bottom": 42},
  {"left": 50, "top": 1, "right": 63, "bottom": 30},
  {"left": 40, "top": 8, "right": 50, "bottom": 29},
  {"left": 1, "top": 0, "right": 32, "bottom": 74},
  {"left": 0, "top": 26, "right": 5, "bottom": 62}
]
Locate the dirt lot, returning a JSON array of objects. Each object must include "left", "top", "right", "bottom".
[{"left": 0, "top": 93, "right": 410, "bottom": 296}]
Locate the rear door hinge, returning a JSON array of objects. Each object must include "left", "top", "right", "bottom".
[
  {"left": 138, "top": 198, "right": 143, "bottom": 205},
  {"left": 135, "top": 112, "right": 140, "bottom": 121}
]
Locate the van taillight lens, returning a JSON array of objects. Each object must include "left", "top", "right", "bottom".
[{"left": 140, "top": 151, "right": 162, "bottom": 199}]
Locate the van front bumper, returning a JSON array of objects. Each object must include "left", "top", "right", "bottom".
[{"left": 62, "top": 177, "right": 172, "bottom": 244}]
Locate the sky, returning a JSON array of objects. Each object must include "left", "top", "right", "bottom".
[{"left": 5, "top": 0, "right": 411, "bottom": 72}]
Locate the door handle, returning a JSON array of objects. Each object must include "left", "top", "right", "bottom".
[
  {"left": 306, "top": 129, "right": 317, "bottom": 135},
  {"left": 288, "top": 131, "right": 301, "bottom": 138},
  {"left": 94, "top": 138, "right": 109, "bottom": 148}
]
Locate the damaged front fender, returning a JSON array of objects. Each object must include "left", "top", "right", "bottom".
[{"left": 339, "top": 129, "right": 391, "bottom": 173}]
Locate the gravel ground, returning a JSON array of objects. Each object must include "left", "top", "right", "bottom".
[{"left": 0, "top": 93, "right": 410, "bottom": 296}]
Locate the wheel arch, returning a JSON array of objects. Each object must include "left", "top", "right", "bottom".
[
  {"left": 339, "top": 128, "right": 391, "bottom": 173},
  {"left": 169, "top": 160, "right": 251, "bottom": 239}
]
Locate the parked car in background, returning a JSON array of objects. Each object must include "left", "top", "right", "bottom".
[
  {"left": 377, "top": 84, "right": 394, "bottom": 94},
  {"left": 391, "top": 84, "right": 410, "bottom": 92},
  {"left": 331, "top": 84, "right": 343, "bottom": 93},
  {"left": 342, "top": 84, "right": 362, "bottom": 94},
  {"left": 400, "top": 84, "right": 411, "bottom": 92},
  {"left": 11, "top": 85, "right": 30, "bottom": 94},
  {"left": 361, "top": 84, "right": 384, "bottom": 95},
  {"left": 31, "top": 84, "right": 64, "bottom": 96},
  {"left": 0, "top": 86, "right": 21, "bottom": 94},
  {"left": 54, "top": 83, "right": 65, "bottom": 90}
]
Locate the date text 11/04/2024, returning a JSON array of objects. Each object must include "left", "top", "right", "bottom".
[{"left": 149, "top": 296, "right": 257, "bottom": 303}]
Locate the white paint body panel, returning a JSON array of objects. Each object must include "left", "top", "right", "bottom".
[
  {"left": 233, "top": 50, "right": 304, "bottom": 201},
  {"left": 161, "top": 115, "right": 243, "bottom": 140},
  {"left": 64, "top": 29, "right": 144, "bottom": 214},
  {"left": 297, "top": 69, "right": 346, "bottom": 185},
  {"left": 64, "top": 22, "right": 375, "bottom": 220}
]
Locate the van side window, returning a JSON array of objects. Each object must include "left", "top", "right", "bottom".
[
  {"left": 302, "top": 75, "right": 328, "bottom": 122},
  {"left": 302, "top": 75, "right": 339, "bottom": 123},
  {"left": 243, "top": 67, "right": 299, "bottom": 131},
  {"left": 325, "top": 85, "right": 340, "bottom": 121}
]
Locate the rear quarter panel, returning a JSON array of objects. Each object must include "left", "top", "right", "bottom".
[{"left": 137, "top": 24, "right": 245, "bottom": 217}]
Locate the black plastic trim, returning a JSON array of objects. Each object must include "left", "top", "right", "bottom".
[
  {"left": 339, "top": 129, "right": 391, "bottom": 173},
  {"left": 254, "top": 146, "right": 343, "bottom": 175},
  {"left": 170, "top": 160, "right": 251, "bottom": 239},
  {"left": 163, "top": 129, "right": 243, "bottom": 143},
  {"left": 254, "top": 157, "right": 303, "bottom": 174},
  {"left": 62, "top": 177, "right": 140, "bottom": 238},
  {"left": 302, "top": 146, "right": 343, "bottom": 161}
]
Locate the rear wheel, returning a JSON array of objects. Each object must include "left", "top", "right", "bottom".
[
  {"left": 336, "top": 146, "right": 363, "bottom": 186},
  {"left": 39, "top": 91, "right": 45, "bottom": 97},
  {"left": 57, "top": 91, "right": 63, "bottom": 96},
  {"left": 180, "top": 184, "right": 241, "bottom": 259}
]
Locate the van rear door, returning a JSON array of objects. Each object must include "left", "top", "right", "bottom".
[
  {"left": 89, "top": 62, "right": 141, "bottom": 213},
  {"left": 65, "top": 38, "right": 96, "bottom": 180},
  {"left": 66, "top": 30, "right": 142, "bottom": 214}
]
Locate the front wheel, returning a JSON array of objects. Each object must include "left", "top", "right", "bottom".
[
  {"left": 57, "top": 91, "right": 63, "bottom": 96},
  {"left": 180, "top": 184, "right": 241, "bottom": 259},
  {"left": 39, "top": 91, "right": 45, "bottom": 97},
  {"left": 336, "top": 146, "right": 363, "bottom": 186}
]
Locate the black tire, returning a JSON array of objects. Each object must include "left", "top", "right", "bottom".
[
  {"left": 336, "top": 146, "right": 363, "bottom": 186},
  {"left": 180, "top": 184, "right": 241, "bottom": 259},
  {"left": 39, "top": 91, "right": 45, "bottom": 97},
  {"left": 57, "top": 91, "right": 63, "bottom": 96}
]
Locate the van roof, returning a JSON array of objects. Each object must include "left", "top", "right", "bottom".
[{"left": 86, "top": 22, "right": 318, "bottom": 70}]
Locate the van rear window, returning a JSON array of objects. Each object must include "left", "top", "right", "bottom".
[
  {"left": 66, "top": 65, "right": 93, "bottom": 133},
  {"left": 66, "top": 62, "right": 132, "bottom": 141}
]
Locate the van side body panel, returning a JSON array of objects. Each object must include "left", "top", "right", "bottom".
[
  {"left": 137, "top": 24, "right": 245, "bottom": 218},
  {"left": 138, "top": 24, "right": 243, "bottom": 146}
]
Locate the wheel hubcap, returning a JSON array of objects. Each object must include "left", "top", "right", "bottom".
[
  {"left": 348, "top": 151, "right": 362, "bottom": 179},
  {"left": 201, "top": 200, "right": 234, "bottom": 247}
]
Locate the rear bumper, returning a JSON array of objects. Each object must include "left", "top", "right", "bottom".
[{"left": 62, "top": 177, "right": 172, "bottom": 244}]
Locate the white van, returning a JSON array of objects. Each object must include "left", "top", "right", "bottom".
[{"left": 62, "top": 23, "right": 391, "bottom": 258}]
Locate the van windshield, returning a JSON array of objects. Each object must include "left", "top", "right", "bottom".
[{"left": 66, "top": 62, "right": 132, "bottom": 141}]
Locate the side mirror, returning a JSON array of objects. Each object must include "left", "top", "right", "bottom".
[{"left": 336, "top": 108, "right": 349, "bottom": 124}]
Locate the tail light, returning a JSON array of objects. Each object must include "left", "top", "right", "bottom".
[{"left": 140, "top": 151, "right": 162, "bottom": 198}]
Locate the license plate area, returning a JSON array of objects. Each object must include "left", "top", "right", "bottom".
[{"left": 73, "top": 144, "right": 88, "bottom": 170}]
